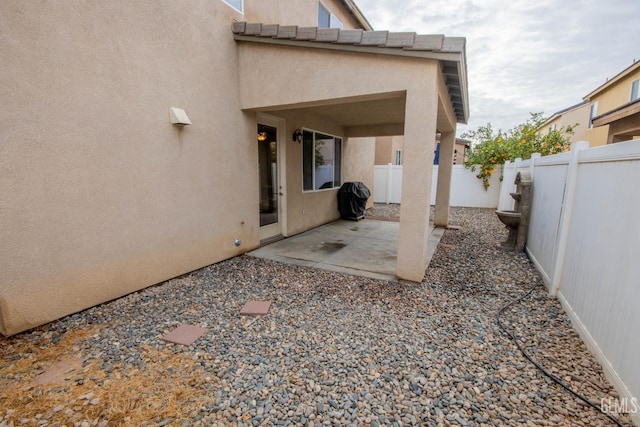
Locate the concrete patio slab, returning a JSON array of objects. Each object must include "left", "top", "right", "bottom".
[{"left": 248, "top": 219, "right": 444, "bottom": 282}]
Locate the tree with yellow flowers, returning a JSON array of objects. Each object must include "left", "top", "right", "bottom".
[{"left": 463, "top": 112, "right": 575, "bottom": 189}]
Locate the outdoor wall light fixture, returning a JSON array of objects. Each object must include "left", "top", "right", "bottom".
[
  {"left": 293, "top": 129, "right": 303, "bottom": 143},
  {"left": 257, "top": 132, "right": 268, "bottom": 141},
  {"left": 169, "top": 107, "right": 192, "bottom": 126}
]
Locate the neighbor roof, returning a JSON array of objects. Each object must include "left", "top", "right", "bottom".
[
  {"left": 232, "top": 22, "right": 469, "bottom": 124},
  {"left": 584, "top": 60, "right": 640, "bottom": 100},
  {"left": 541, "top": 100, "right": 588, "bottom": 127}
]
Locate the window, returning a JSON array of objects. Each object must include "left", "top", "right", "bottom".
[
  {"left": 318, "top": 3, "right": 330, "bottom": 27},
  {"left": 631, "top": 79, "right": 640, "bottom": 102},
  {"left": 221, "top": 0, "right": 243, "bottom": 13},
  {"left": 395, "top": 149, "right": 402, "bottom": 165},
  {"left": 318, "top": 2, "right": 343, "bottom": 29},
  {"left": 303, "top": 130, "right": 342, "bottom": 191},
  {"left": 330, "top": 14, "right": 343, "bottom": 29},
  {"left": 588, "top": 102, "right": 598, "bottom": 129}
]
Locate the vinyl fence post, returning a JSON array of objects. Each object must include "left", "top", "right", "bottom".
[
  {"left": 386, "top": 163, "right": 392, "bottom": 204},
  {"left": 549, "top": 141, "right": 589, "bottom": 296}
]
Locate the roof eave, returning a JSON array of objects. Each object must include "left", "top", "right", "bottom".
[
  {"left": 340, "top": 0, "right": 374, "bottom": 31},
  {"left": 233, "top": 22, "right": 469, "bottom": 124},
  {"left": 584, "top": 61, "right": 640, "bottom": 100}
]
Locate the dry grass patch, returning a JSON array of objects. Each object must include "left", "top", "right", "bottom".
[{"left": 0, "top": 325, "right": 219, "bottom": 426}]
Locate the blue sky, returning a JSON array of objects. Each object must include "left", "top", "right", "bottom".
[{"left": 355, "top": 0, "right": 640, "bottom": 136}]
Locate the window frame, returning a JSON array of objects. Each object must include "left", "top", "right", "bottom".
[
  {"left": 631, "top": 79, "right": 640, "bottom": 102},
  {"left": 588, "top": 102, "right": 598, "bottom": 129},
  {"left": 318, "top": 2, "right": 331, "bottom": 28},
  {"left": 302, "top": 128, "right": 343, "bottom": 192},
  {"left": 395, "top": 149, "right": 403, "bottom": 165},
  {"left": 221, "top": 0, "right": 243, "bottom": 14},
  {"left": 318, "top": 1, "right": 344, "bottom": 29}
]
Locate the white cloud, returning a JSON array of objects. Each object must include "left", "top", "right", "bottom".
[{"left": 356, "top": 0, "right": 640, "bottom": 134}]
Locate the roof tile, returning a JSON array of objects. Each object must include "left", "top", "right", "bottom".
[
  {"left": 244, "top": 23, "right": 262, "bottom": 36},
  {"left": 295, "top": 27, "right": 317, "bottom": 40},
  {"left": 360, "top": 30, "right": 388, "bottom": 46},
  {"left": 337, "top": 29, "right": 363, "bottom": 44},
  {"left": 259, "top": 24, "right": 279, "bottom": 37},
  {"left": 385, "top": 32, "right": 416, "bottom": 48},
  {"left": 231, "top": 21, "right": 246, "bottom": 34},
  {"left": 315, "top": 28, "right": 340, "bottom": 42},
  {"left": 276, "top": 25, "right": 298, "bottom": 39},
  {"left": 405, "top": 34, "right": 444, "bottom": 51}
]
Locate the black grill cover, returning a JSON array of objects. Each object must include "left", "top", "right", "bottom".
[{"left": 337, "top": 182, "right": 371, "bottom": 220}]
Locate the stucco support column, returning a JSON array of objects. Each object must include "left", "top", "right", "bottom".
[
  {"left": 397, "top": 86, "right": 438, "bottom": 282},
  {"left": 434, "top": 131, "right": 455, "bottom": 227}
]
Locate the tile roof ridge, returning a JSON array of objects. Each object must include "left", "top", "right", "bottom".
[{"left": 232, "top": 22, "right": 465, "bottom": 53}]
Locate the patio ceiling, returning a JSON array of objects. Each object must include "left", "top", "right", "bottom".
[
  {"left": 260, "top": 90, "right": 457, "bottom": 137},
  {"left": 262, "top": 92, "right": 408, "bottom": 136}
]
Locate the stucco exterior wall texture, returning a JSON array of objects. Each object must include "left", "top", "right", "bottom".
[
  {"left": 374, "top": 136, "right": 404, "bottom": 165},
  {"left": 1, "top": 0, "right": 452, "bottom": 334},
  {"left": 343, "top": 137, "right": 376, "bottom": 209},
  {"left": 1, "top": 0, "right": 365, "bottom": 336},
  {"left": 585, "top": 68, "right": 640, "bottom": 146}
]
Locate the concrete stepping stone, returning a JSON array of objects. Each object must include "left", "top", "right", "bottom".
[
  {"left": 35, "top": 358, "right": 83, "bottom": 384},
  {"left": 240, "top": 300, "right": 272, "bottom": 316},
  {"left": 161, "top": 324, "right": 206, "bottom": 346}
]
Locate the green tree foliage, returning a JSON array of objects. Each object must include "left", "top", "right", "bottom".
[{"left": 463, "top": 112, "right": 576, "bottom": 189}]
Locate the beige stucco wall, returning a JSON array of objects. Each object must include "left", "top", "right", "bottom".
[
  {"left": 245, "top": 0, "right": 363, "bottom": 30},
  {"left": 585, "top": 66, "right": 640, "bottom": 146},
  {"left": 585, "top": 124, "right": 610, "bottom": 147},
  {"left": 589, "top": 69, "right": 640, "bottom": 114},
  {"left": 272, "top": 110, "right": 345, "bottom": 236},
  {"left": 560, "top": 104, "right": 590, "bottom": 143},
  {"left": 1, "top": 0, "right": 458, "bottom": 333},
  {"left": 539, "top": 104, "right": 589, "bottom": 144},
  {"left": 343, "top": 137, "right": 376, "bottom": 209},
  {"left": 0, "top": 0, "right": 372, "bottom": 336},
  {"left": 0, "top": 1, "right": 261, "bottom": 335},
  {"left": 237, "top": 43, "right": 439, "bottom": 111},
  {"left": 374, "top": 136, "right": 404, "bottom": 165}
]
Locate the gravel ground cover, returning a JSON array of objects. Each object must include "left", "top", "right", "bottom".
[{"left": 0, "top": 206, "right": 631, "bottom": 426}]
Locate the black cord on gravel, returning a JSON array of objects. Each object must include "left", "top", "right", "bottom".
[{"left": 497, "top": 282, "right": 627, "bottom": 427}]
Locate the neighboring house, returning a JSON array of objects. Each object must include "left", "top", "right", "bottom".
[
  {"left": 376, "top": 136, "right": 469, "bottom": 165},
  {"left": 374, "top": 136, "right": 404, "bottom": 165},
  {"left": 585, "top": 60, "right": 640, "bottom": 145},
  {"left": 538, "top": 101, "right": 590, "bottom": 143},
  {"left": 0, "top": 0, "right": 468, "bottom": 335}
]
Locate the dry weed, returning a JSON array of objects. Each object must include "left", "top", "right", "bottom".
[{"left": 0, "top": 325, "right": 218, "bottom": 426}]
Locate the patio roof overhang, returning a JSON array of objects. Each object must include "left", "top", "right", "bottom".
[
  {"left": 232, "top": 22, "right": 468, "bottom": 128},
  {"left": 233, "top": 22, "right": 468, "bottom": 282}
]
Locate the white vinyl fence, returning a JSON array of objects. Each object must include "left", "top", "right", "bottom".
[
  {"left": 373, "top": 164, "right": 501, "bottom": 208},
  {"left": 499, "top": 140, "right": 640, "bottom": 423}
]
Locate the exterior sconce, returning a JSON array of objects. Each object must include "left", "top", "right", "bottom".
[
  {"left": 257, "top": 132, "right": 267, "bottom": 141},
  {"left": 293, "top": 129, "right": 303, "bottom": 143},
  {"left": 169, "top": 107, "right": 192, "bottom": 126}
]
